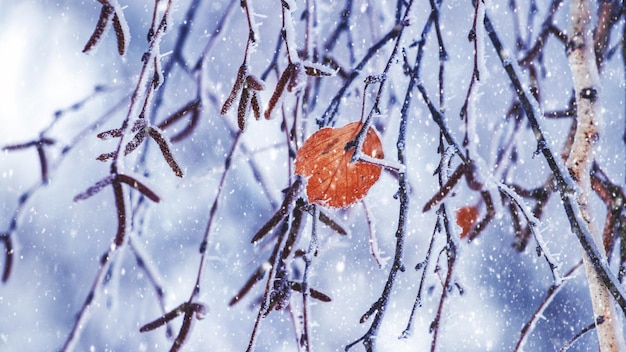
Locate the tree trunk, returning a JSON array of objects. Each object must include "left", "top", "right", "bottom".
[{"left": 566, "top": 0, "right": 626, "bottom": 350}]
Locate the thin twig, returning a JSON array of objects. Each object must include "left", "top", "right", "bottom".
[
  {"left": 61, "top": 246, "right": 121, "bottom": 351},
  {"left": 430, "top": 205, "right": 458, "bottom": 352},
  {"left": 400, "top": 217, "right": 441, "bottom": 338},
  {"left": 300, "top": 205, "right": 319, "bottom": 352},
  {"left": 346, "top": 4, "right": 414, "bottom": 350},
  {"left": 514, "top": 262, "right": 583, "bottom": 352},
  {"left": 318, "top": 24, "right": 404, "bottom": 127}
]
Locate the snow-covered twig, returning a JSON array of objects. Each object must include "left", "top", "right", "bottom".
[
  {"left": 497, "top": 181, "right": 563, "bottom": 284},
  {"left": 514, "top": 262, "right": 583, "bottom": 352},
  {"left": 346, "top": 3, "right": 416, "bottom": 350}
]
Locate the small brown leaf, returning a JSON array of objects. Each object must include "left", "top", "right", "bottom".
[
  {"left": 456, "top": 206, "right": 480, "bottom": 239},
  {"left": 295, "top": 122, "right": 384, "bottom": 208}
]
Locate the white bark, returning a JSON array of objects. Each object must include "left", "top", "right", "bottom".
[{"left": 566, "top": 0, "right": 626, "bottom": 350}]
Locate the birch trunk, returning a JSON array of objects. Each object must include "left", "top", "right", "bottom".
[{"left": 566, "top": 0, "right": 626, "bottom": 350}]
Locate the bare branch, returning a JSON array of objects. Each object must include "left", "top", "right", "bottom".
[{"left": 1, "top": 234, "right": 13, "bottom": 283}]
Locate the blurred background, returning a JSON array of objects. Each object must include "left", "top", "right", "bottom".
[{"left": 0, "top": 0, "right": 625, "bottom": 351}]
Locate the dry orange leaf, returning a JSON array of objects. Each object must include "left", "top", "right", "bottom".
[
  {"left": 295, "top": 122, "right": 384, "bottom": 208},
  {"left": 456, "top": 206, "right": 480, "bottom": 239}
]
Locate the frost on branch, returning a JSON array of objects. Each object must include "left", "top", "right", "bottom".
[
  {"left": 83, "top": 0, "right": 130, "bottom": 56},
  {"left": 220, "top": 64, "right": 265, "bottom": 130},
  {"left": 96, "top": 120, "right": 184, "bottom": 178}
]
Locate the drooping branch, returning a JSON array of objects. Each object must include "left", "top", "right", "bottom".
[
  {"left": 429, "top": 205, "right": 458, "bottom": 352},
  {"left": 300, "top": 205, "right": 318, "bottom": 352},
  {"left": 400, "top": 216, "right": 440, "bottom": 338},
  {"left": 346, "top": 4, "right": 414, "bottom": 350},
  {"left": 0, "top": 88, "right": 126, "bottom": 284}
]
